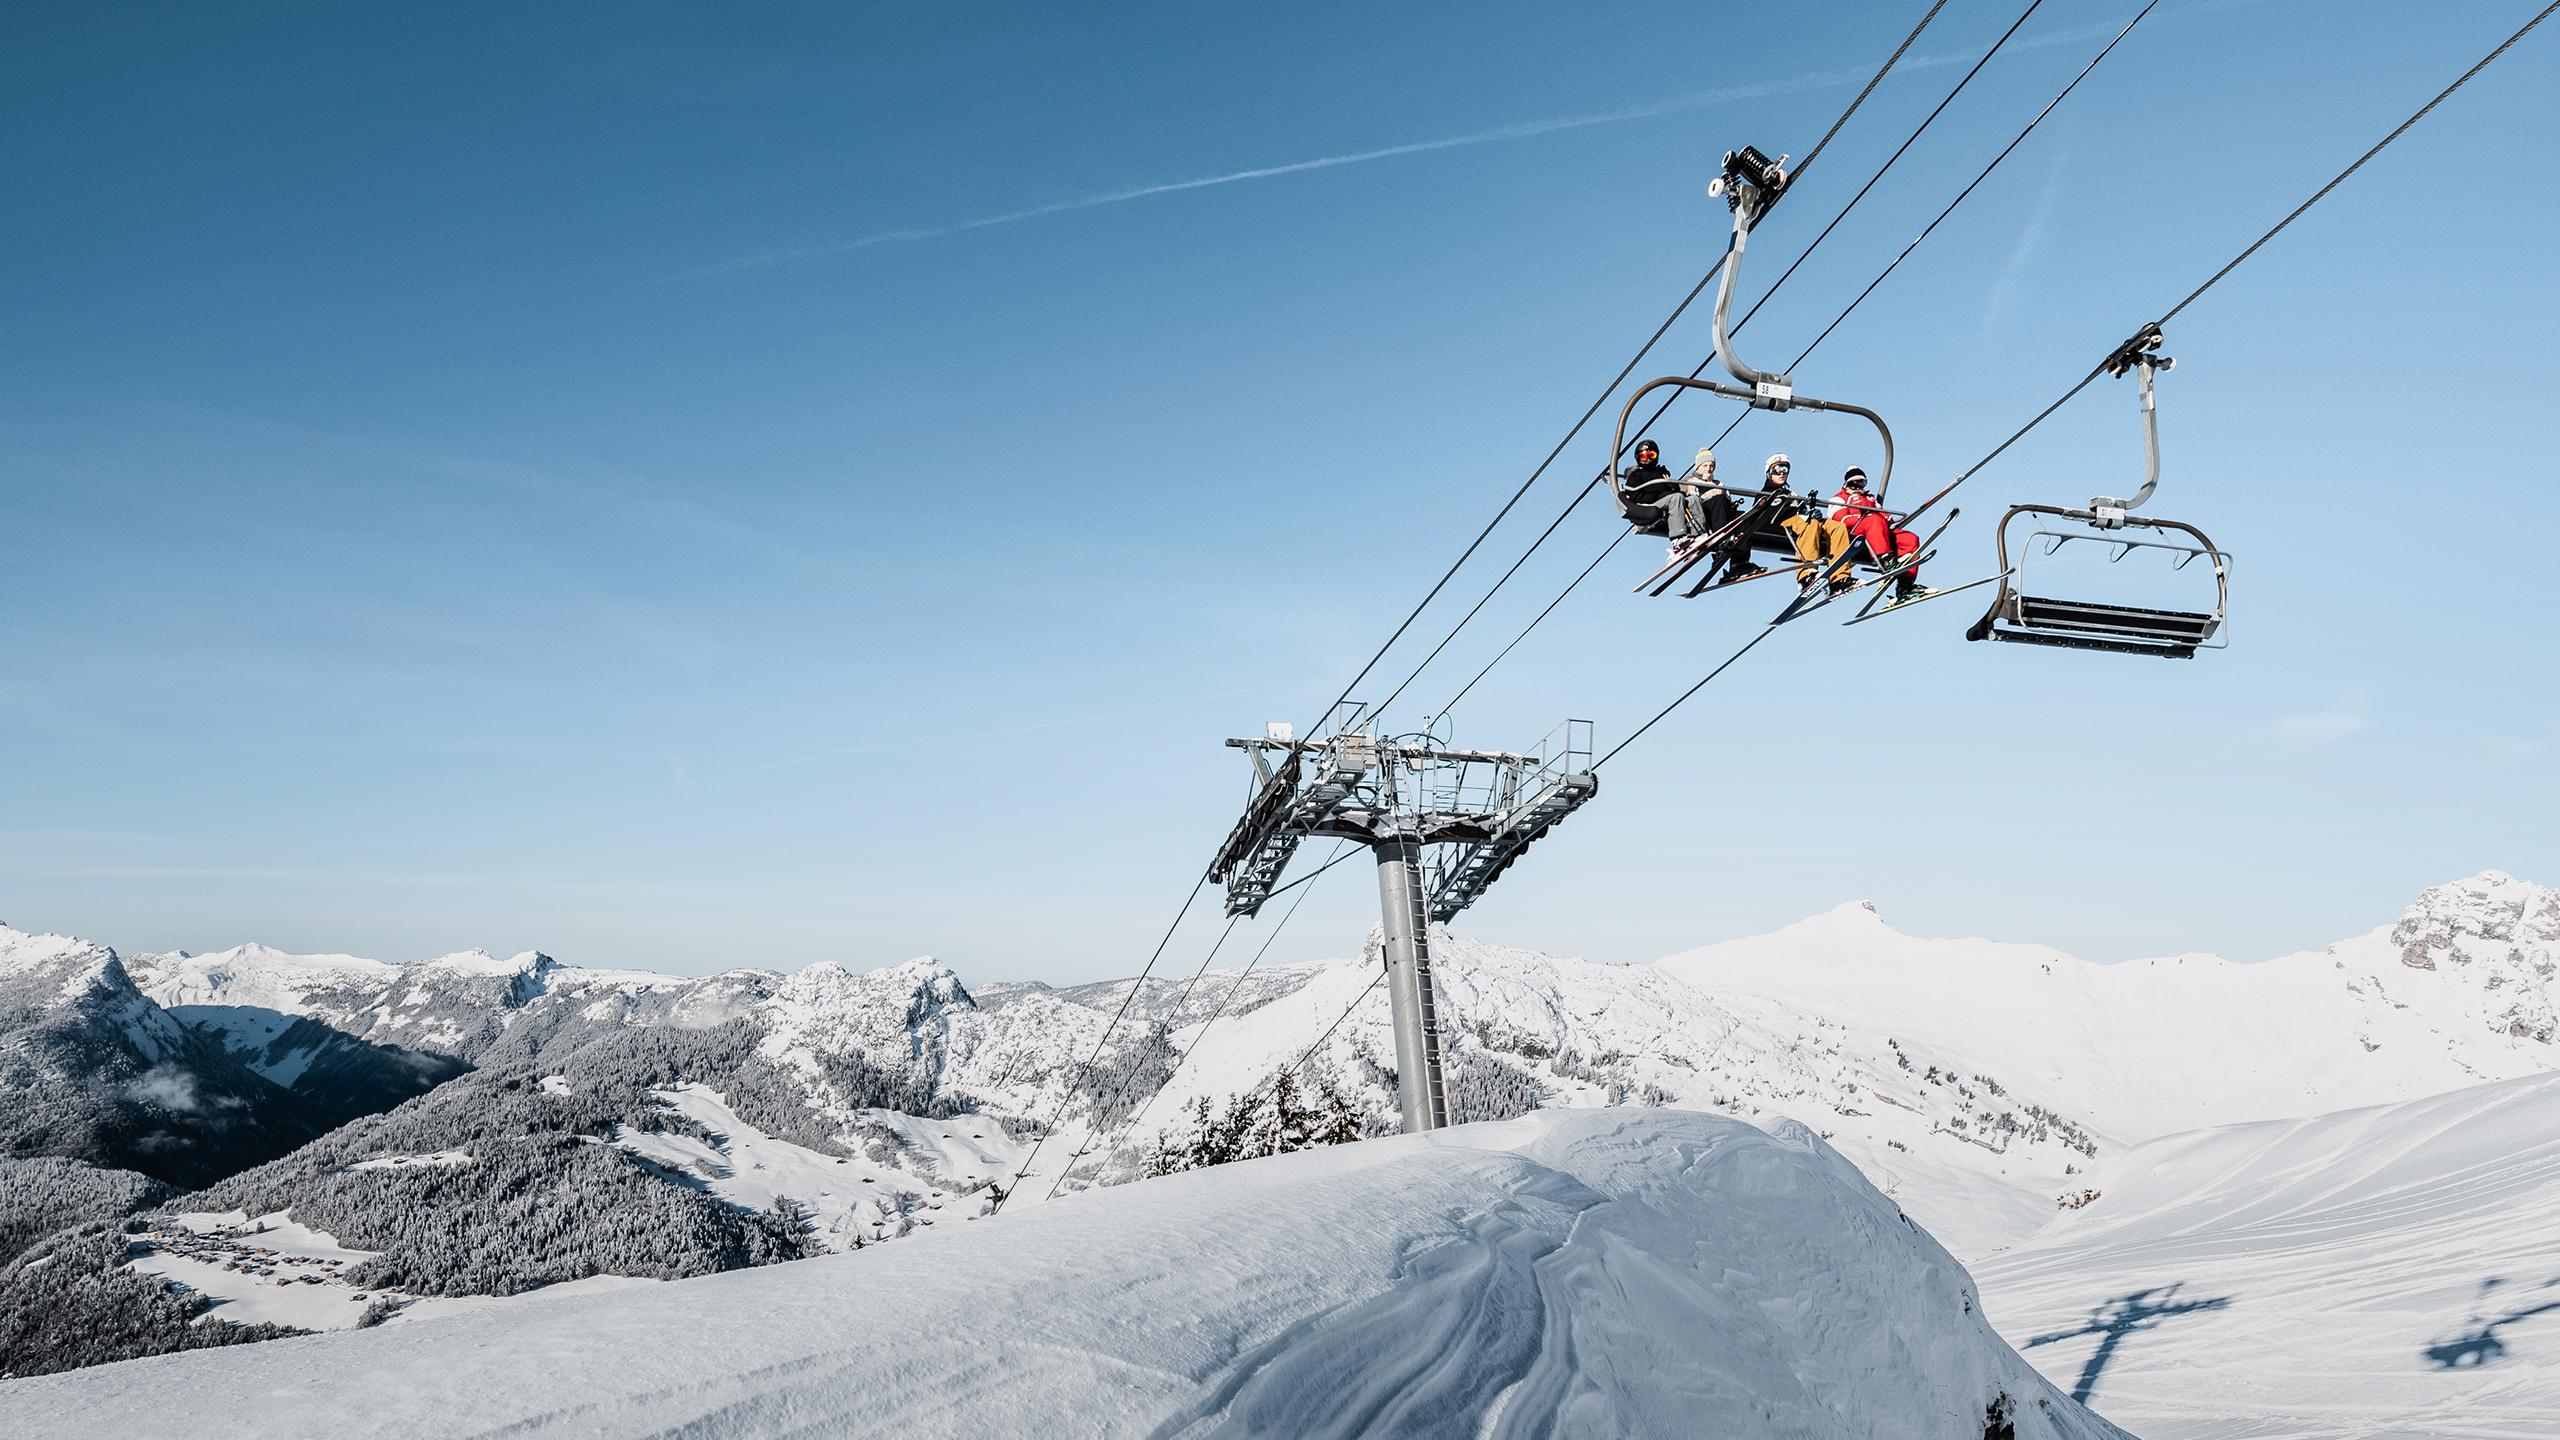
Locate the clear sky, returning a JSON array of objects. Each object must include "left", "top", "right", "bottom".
[{"left": 6, "top": 1, "right": 2556, "bottom": 983}]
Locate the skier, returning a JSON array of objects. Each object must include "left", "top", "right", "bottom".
[
  {"left": 1832, "top": 466, "right": 1925, "bottom": 601},
  {"left": 1619, "top": 440, "right": 1696, "bottom": 558},
  {"left": 1765, "top": 454, "right": 1853, "bottom": 595},
  {"left": 1684, "top": 448, "right": 1762, "bottom": 580}
]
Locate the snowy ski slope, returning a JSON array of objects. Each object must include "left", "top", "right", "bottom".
[
  {"left": 0, "top": 1109, "right": 2127, "bottom": 1440},
  {"left": 1978, "top": 1070, "right": 2560, "bottom": 1438}
]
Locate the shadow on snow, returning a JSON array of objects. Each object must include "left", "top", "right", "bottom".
[
  {"left": 2022, "top": 1282, "right": 2234, "bottom": 1404},
  {"left": 2424, "top": 1276, "right": 2560, "bottom": 1369}
]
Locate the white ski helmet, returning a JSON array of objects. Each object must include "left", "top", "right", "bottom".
[{"left": 1764, "top": 453, "right": 1791, "bottom": 475}]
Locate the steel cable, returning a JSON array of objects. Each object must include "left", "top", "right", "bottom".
[
  {"left": 1340, "top": 0, "right": 1953, "bottom": 730},
  {"left": 1599, "top": 0, "right": 2558, "bottom": 770},
  {"left": 1434, "top": 0, "right": 2159, "bottom": 725},
  {"left": 986, "top": 868, "right": 1211, "bottom": 1212},
  {"left": 1376, "top": 0, "right": 2034, "bottom": 723}
]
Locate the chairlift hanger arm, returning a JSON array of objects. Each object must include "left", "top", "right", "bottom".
[
  {"left": 1706, "top": 147, "right": 1794, "bottom": 394},
  {"left": 2090, "top": 323, "right": 2175, "bottom": 517}
]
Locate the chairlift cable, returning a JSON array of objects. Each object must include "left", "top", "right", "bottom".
[
  {"left": 1343, "top": 0, "right": 1951, "bottom": 732},
  {"left": 1258, "top": 841, "right": 1363, "bottom": 904},
  {"left": 1740, "top": 0, "right": 2157, "bottom": 440},
  {"left": 1307, "top": 257, "right": 1725, "bottom": 735},
  {"left": 1595, "top": 0, "right": 2557, "bottom": 770},
  {"left": 1429, "top": 0, "right": 2134, "bottom": 724},
  {"left": 1439, "top": 529, "right": 1633, "bottom": 716},
  {"left": 1904, "top": 0, "right": 2560, "bottom": 537},
  {"left": 1593, "top": 621, "right": 1786, "bottom": 771},
  {"left": 1165, "top": 968, "right": 1383, "bottom": 1167},
  {"left": 1043, "top": 912, "right": 1244, "bottom": 1200},
  {"left": 1732, "top": 0, "right": 2043, "bottom": 358},
  {"left": 1288, "top": 971, "right": 1388, "bottom": 1080},
  {"left": 1017, "top": 7, "right": 1959, "bottom": 1191},
  {"left": 1372, "top": 0, "right": 1992, "bottom": 723},
  {"left": 2158, "top": 0, "right": 2560, "bottom": 329},
  {"left": 1068, "top": 842, "right": 1353, "bottom": 1183},
  {"left": 1794, "top": 0, "right": 1953, "bottom": 184},
  {"left": 986, "top": 867, "right": 1212, "bottom": 1213}
]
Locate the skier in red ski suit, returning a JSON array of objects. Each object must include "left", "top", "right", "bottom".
[{"left": 1831, "top": 466, "right": 1923, "bottom": 599}]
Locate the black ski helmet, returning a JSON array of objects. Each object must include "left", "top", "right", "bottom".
[
  {"left": 1635, "top": 439, "right": 1659, "bottom": 459},
  {"left": 1843, "top": 466, "right": 1869, "bottom": 488}
]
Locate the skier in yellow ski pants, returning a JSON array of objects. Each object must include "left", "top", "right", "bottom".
[{"left": 1762, "top": 455, "right": 1853, "bottom": 592}]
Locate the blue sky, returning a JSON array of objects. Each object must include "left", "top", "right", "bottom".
[{"left": 5, "top": 1, "right": 2556, "bottom": 983}]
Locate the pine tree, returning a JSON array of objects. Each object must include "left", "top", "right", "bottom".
[
  {"left": 1309, "top": 1080, "right": 1362, "bottom": 1148},
  {"left": 1251, "top": 1071, "right": 1301, "bottom": 1158},
  {"left": 1141, "top": 1128, "right": 1186, "bottom": 1179}
]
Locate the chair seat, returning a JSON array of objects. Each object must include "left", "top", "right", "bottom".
[{"left": 2014, "top": 594, "right": 2221, "bottom": 643}]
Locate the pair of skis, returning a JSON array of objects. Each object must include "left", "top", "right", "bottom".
[
  {"left": 1772, "top": 508, "right": 1963, "bottom": 625},
  {"left": 1681, "top": 558, "right": 1799, "bottom": 600},
  {"left": 1631, "top": 503, "right": 1759, "bottom": 597},
  {"left": 1635, "top": 501, "right": 1988, "bottom": 629},
  {"left": 1841, "top": 567, "right": 2003, "bottom": 627},
  {"left": 1634, "top": 495, "right": 1827, "bottom": 599}
]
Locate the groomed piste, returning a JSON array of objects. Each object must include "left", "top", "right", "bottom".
[{"left": 1, "top": 1108, "right": 2124, "bottom": 1439}]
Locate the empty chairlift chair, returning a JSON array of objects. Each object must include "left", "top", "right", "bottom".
[{"left": 1967, "top": 325, "right": 2230, "bottom": 659}]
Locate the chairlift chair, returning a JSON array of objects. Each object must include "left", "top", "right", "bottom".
[
  {"left": 1610, "top": 147, "right": 1903, "bottom": 599},
  {"left": 1965, "top": 325, "right": 2230, "bottom": 658}
]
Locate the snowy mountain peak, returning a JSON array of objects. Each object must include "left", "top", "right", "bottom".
[
  {"left": 194, "top": 941, "right": 395, "bottom": 972},
  {"left": 1805, "top": 897, "right": 1889, "bottom": 928},
  {"left": 416, "top": 947, "right": 552, "bottom": 978},
  {"left": 2380, "top": 872, "right": 2558, "bottom": 1042},
  {"left": 0, "top": 924, "right": 118, "bottom": 988},
  {"left": 2390, "top": 871, "right": 2554, "bottom": 966},
  {"left": 786, "top": 956, "right": 975, "bottom": 1027},
  {"left": 141, "top": 943, "right": 404, "bottom": 1012}
]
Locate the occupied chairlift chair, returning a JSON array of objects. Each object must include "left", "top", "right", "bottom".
[
  {"left": 1610, "top": 147, "right": 1936, "bottom": 600},
  {"left": 1965, "top": 325, "right": 2230, "bottom": 659}
]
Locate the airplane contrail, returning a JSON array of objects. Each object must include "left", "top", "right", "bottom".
[
  {"left": 682, "top": 64, "right": 1887, "bottom": 277},
  {"left": 680, "top": 1, "right": 2243, "bottom": 279}
]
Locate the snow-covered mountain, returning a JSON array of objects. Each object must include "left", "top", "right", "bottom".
[
  {"left": 0, "top": 1108, "right": 2133, "bottom": 1440},
  {"left": 5, "top": 870, "right": 2550, "bottom": 1383},
  {"left": 0, "top": 929, "right": 330, "bottom": 1189},
  {"left": 1658, "top": 871, "right": 2560, "bottom": 1142},
  {"left": 131, "top": 942, "right": 730, "bottom": 1063},
  {"left": 1064, "top": 872, "right": 2560, "bottom": 1259}
]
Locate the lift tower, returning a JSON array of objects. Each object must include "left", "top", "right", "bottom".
[{"left": 1208, "top": 707, "right": 1597, "bottom": 1133}]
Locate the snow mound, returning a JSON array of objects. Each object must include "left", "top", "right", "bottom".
[
  {"left": 2, "top": 1109, "right": 2125, "bottom": 1439},
  {"left": 1977, "top": 1070, "right": 2560, "bottom": 1437}
]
